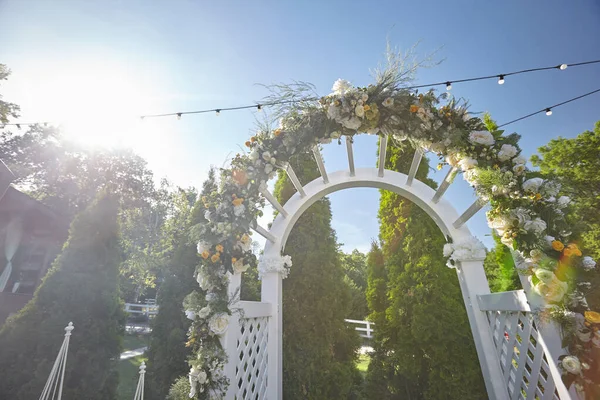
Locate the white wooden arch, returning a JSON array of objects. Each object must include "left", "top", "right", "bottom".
[{"left": 223, "top": 141, "right": 573, "bottom": 400}]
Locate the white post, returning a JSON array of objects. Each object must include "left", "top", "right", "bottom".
[
  {"left": 223, "top": 272, "right": 242, "bottom": 399},
  {"left": 133, "top": 362, "right": 146, "bottom": 400},
  {"left": 261, "top": 272, "right": 282, "bottom": 399},
  {"left": 454, "top": 259, "right": 509, "bottom": 400},
  {"left": 39, "top": 322, "right": 74, "bottom": 400},
  {"left": 366, "top": 321, "right": 372, "bottom": 339}
]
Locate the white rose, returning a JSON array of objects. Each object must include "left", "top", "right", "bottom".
[
  {"left": 512, "top": 164, "right": 526, "bottom": 175},
  {"left": 512, "top": 154, "right": 527, "bottom": 165},
  {"left": 582, "top": 256, "right": 596, "bottom": 271},
  {"left": 197, "top": 305, "right": 211, "bottom": 319},
  {"left": 463, "top": 169, "right": 478, "bottom": 185},
  {"left": 557, "top": 196, "right": 571, "bottom": 207},
  {"left": 233, "top": 204, "right": 245, "bottom": 217},
  {"left": 534, "top": 269, "right": 555, "bottom": 284},
  {"left": 497, "top": 144, "right": 518, "bottom": 161},
  {"left": 196, "top": 270, "right": 213, "bottom": 291},
  {"left": 233, "top": 258, "right": 250, "bottom": 274},
  {"left": 185, "top": 310, "right": 196, "bottom": 320},
  {"left": 382, "top": 97, "right": 394, "bottom": 108},
  {"left": 562, "top": 356, "right": 582, "bottom": 375},
  {"left": 512, "top": 208, "right": 531, "bottom": 226},
  {"left": 249, "top": 149, "right": 259, "bottom": 161},
  {"left": 446, "top": 154, "right": 460, "bottom": 168},
  {"left": 204, "top": 210, "right": 213, "bottom": 222},
  {"left": 523, "top": 177, "right": 544, "bottom": 193},
  {"left": 197, "top": 241, "right": 210, "bottom": 254},
  {"left": 458, "top": 157, "right": 478, "bottom": 171},
  {"left": 355, "top": 104, "right": 365, "bottom": 118},
  {"left": 331, "top": 79, "right": 352, "bottom": 95},
  {"left": 262, "top": 151, "right": 271, "bottom": 162},
  {"left": 546, "top": 280, "right": 568, "bottom": 303},
  {"left": 361, "top": 93, "right": 368, "bottom": 102},
  {"left": 524, "top": 218, "right": 547, "bottom": 234},
  {"left": 468, "top": 130, "right": 495, "bottom": 146},
  {"left": 341, "top": 117, "right": 361, "bottom": 130},
  {"left": 327, "top": 103, "right": 339, "bottom": 120},
  {"left": 208, "top": 313, "right": 229, "bottom": 336}
]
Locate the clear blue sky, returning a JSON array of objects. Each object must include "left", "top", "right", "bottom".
[{"left": 1, "top": 0, "right": 599, "bottom": 252}]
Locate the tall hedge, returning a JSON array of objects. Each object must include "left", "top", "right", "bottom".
[
  {"left": 145, "top": 170, "right": 216, "bottom": 400},
  {"left": 366, "top": 140, "right": 487, "bottom": 399},
  {"left": 0, "top": 193, "right": 125, "bottom": 400},
  {"left": 274, "top": 152, "right": 361, "bottom": 399}
]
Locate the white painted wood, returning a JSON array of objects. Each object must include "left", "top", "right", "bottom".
[
  {"left": 262, "top": 272, "right": 282, "bottom": 399},
  {"left": 39, "top": 322, "right": 73, "bottom": 400},
  {"left": 432, "top": 167, "right": 458, "bottom": 203},
  {"left": 223, "top": 272, "right": 242, "bottom": 399},
  {"left": 237, "top": 301, "right": 272, "bottom": 318},
  {"left": 345, "top": 136, "right": 355, "bottom": 176},
  {"left": 345, "top": 319, "right": 375, "bottom": 339},
  {"left": 252, "top": 222, "right": 277, "bottom": 243},
  {"left": 312, "top": 146, "right": 329, "bottom": 184},
  {"left": 378, "top": 135, "right": 388, "bottom": 177},
  {"left": 477, "top": 290, "right": 531, "bottom": 312},
  {"left": 453, "top": 198, "right": 486, "bottom": 228},
  {"left": 133, "top": 362, "right": 146, "bottom": 400},
  {"left": 406, "top": 148, "right": 423, "bottom": 186},
  {"left": 285, "top": 164, "right": 306, "bottom": 198},
  {"left": 260, "top": 184, "right": 288, "bottom": 218}
]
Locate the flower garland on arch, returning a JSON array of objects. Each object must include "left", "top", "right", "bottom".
[{"left": 181, "top": 64, "right": 599, "bottom": 398}]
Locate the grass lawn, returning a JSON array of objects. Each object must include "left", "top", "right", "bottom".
[
  {"left": 356, "top": 353, "right": 370, "bottom": 377},
  {"left": 117, "top": 354, "right": 147, "bottom": 400}
]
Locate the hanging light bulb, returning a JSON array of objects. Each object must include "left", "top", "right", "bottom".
[
  {"left": 216, "top": 109, "right": 221, "bottom": 116},
  {"left": 498, "top": 75, "right": 505, "bottom": 85},
  {"left": 16, "top": 124, "right": 21, "bottom": 129},
  {"left": 559, "top": 64, "right": 568, "bottom": 70},
  {"left": 176, "top": 113, "right": 182, "bottom": 120},
  {"left": 446, "top": 82, "right": 452, "bottom": 91},
  {"left": 545, "top": 108, "right": 553, "bottom": 116},
  {"left": 257, "top": 104, "right": 262, "bottom": 112}
]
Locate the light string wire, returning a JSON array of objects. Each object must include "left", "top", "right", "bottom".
[{"left": 2, "top": 59, "right": 599, "bottom": 128}]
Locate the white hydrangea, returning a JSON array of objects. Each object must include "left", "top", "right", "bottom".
[
  {"left": 185, "top": 310, "right": 196, "bottom": 320},
  {"left": 197, "top": 305, "right": 211, "bottom": 319},
  {"left": 523, "top": 218, "right": 547, "bottom": 234},
  {"left": 233, "top": 204, "right": 245, "bottom": 217},
  {"left": 468, "top": 130, "right": 495, "bottom": 146},
  {"left": 196, "top": 270, "right": 213, "bottom": 291},
  {"left": 262, "top": 151, "right": 272, "bottom": 162},
  {"left": 523, "top": 177, "right": 544, "bottom": 193},
  {"left": 197, "top": 241, "right": 210, "bottom": 254},
  {"left": 249, "top": 148, "right": 259, "bottom": 161},
  {"left": 557, "top": 196, "right": 571, "bottom": 208},
  {"left": 444, "top": 237, "right": 487, "bottom": 268},
  {"left": 582, "top": 256, "right": 596, "bottom": 271},
  {"left": 331, "top": 79, "right": 352, "bottom": 95},
  {"left": 341, "top": 116, "right": 362, "bottom": 130},
  {"left": 497, "top": 144, "right": 518, "bottom": 161},
  {"left": 487, "top": 214, "right": 513, "bottom": 236}
]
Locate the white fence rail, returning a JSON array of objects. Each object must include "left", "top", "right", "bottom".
[
  {"left": 345, "top": 319, "right": 374, "bottom": 339},
  {"left": 124, "top": 303, "right": 158, "bottom": 316}
]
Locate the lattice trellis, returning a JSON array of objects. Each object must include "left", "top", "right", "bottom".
[
  {"left": 234, "top": 316, "right": 269, "bottom": 400},
  {"left": 487, "top": 311, "right": 561, "bottom": 400}
]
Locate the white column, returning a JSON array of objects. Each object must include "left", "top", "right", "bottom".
[
  {"left": 133, "top": 362, "right": 146, "bottom": 400},
  {"left": 0, "top": 216, "right": 23, "bottom": 292},
  {"left": 223, "top": 272, "right": 242, "bottom": 399},
  {"left": 454, "top": 258, "right": 509, "bottom": 400},
  {"left": 261, "top": 271, "right": 282, "bottom": 399}
]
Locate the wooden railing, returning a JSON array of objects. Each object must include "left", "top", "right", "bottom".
[
  {"left": 124, "top": 302, "right": 158, "bottom": 316},
  {"left": 345, "top": 319, "right": 374, "bottom": 339}
]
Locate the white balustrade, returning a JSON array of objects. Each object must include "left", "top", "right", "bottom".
[
  {"left": 345, "top": 319, "right": 374, "bottom": 339},
  {"left": 124, "top": 303, "right": 159, "bottom": 316}
]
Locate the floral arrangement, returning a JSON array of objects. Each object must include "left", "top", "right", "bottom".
[{"left": 181, "top": 56, "right": 598, "bottom": 398}]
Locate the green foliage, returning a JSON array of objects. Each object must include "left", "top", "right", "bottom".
[
  {"left": 531, "top": 121, "right": 600, "bottom": 310},
  {"left": 365, "top": 140, "right": 487, "bottom": 399},
  {"left": 484, "top": 232, "right": 520, "bottom": 292},
  {"left": 0, "top": 64, "right": 20, "bottom": 124},
  {"left": 339, "top": 249, "right": 369, "bottom": 319},
  {"left": 274, "top": 152, "right": 361, "bottom": 399},
  {"left": 0, "top": 193, "right": 126, "bottom": 400},
  {"left": 145, "top": 170, "right": 216, "bottom": 400}
]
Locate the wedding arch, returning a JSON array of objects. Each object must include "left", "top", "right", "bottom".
[{"left": 182, "top": 62, "right": 598, "bottom": 399}]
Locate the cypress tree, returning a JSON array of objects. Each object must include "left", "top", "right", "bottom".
[
  {"left": 0, "top": 192, "right": 125, "bottom": 400},
  {"left": 145, "top": 170, "right": 216, "bottom": 400},
  {"left": 274, "top": 152, "right": 361, "bottom": 399},
  {"left": 366, "top": 140, "right": 487, "bottom": 399}
]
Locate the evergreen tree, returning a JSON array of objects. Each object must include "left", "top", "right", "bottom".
[
  {"left": 339, "top": 249, "right": 369, "bottom": 319},
  {"left": 145, "top": 170, "right": 216, "bottom": 400},
  {"left": 366, "top": 140, "right": 486, "bottom": 399},
  {"left": 274, "top": 152, "right": 361, "bottom": 399},
  {"left": 0, "top": 193, "right": 125, "bottom": 400}
]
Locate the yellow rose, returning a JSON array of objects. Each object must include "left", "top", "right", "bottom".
[
  {"left": 585, "top": 311, "right": 600, "bottom": 324},
  {"left": 567, "top": 243, "right": 582, "bottom": 257},
  {"left": 551, "top": 240, "right": 564, "bottom": 252},
  {"left": 245, "top": 141, "right": 251, "bottom": 147},
  {"left": 410, "top": 105, "right": 419, "bottom": 113},
  {"left": 564, "top": 247, "right": 573, "bottom": 257},
  {"left": 273, "top": 129, "right": 282, "bottom": 137},
  {"left": 232, "top": 198, "right": 244, "bottom": 206},
  {"left": 231, "top": 257, "right": 237, "bottom": 264},
  {"left": 363, "top": 104, "right": 371, "bottom": 112},
  {"left": 216, "top": 244, "right": 224, "bottom": 253},
  {"left": 211, "top": 253, "right": 220, "bottom": 263},
  {"left": 201, "top": 251, "right": 210, "bottom": 260}
]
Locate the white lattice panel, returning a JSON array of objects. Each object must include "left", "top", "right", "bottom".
[
  {"left": 234, "top": 316, "right": 269, "bottom": 400},
  {"left": 487, "top": 311, "right": 561, "bottom": 400}
]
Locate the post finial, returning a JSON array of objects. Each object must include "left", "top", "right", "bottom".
[
  {"left": 64, "top": 322, "right": 74, "bottom": 336},
  {"left": 139, "top": 361, "right": 146, "bottom": 373}
]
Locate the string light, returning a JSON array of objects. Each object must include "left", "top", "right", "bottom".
[
  {"left": 2, "top": 59, "right": 600, "bottom": 128},
  {"left": 176, "top": 113, "right": 182, "bottom": 120},
  {"left": 545, "top": 108, "right": 553, "bottom": 116}
]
